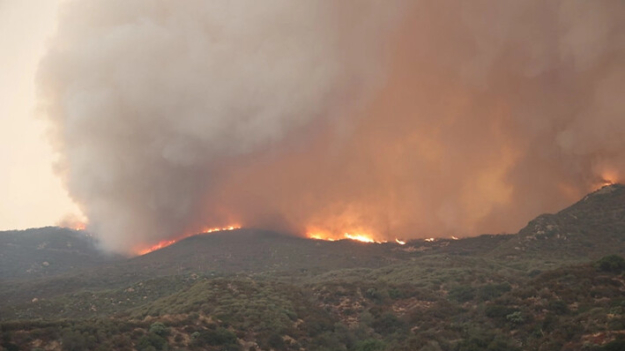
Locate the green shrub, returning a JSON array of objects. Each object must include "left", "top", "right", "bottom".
[
  {"left": 485, "top": 305, "right": 518, "bottom": 320},
  {"left": 148, "top": 322, "right": 168, "bottom": 337},
  {"left": 388, "top": 287, "right": 403, "bottom": 300},
  {"left": 61, "top": 330, "right": 90, "bottom": 351},
  {"left": 193, "top": 327, "right": 238, "bottom": 347},
  {"left": 449, "top": 286, "right": 476, "bottom": 303},
  {"left": 136, "top": 333, "right": 167, "bottom": 351},
  {"left": 372, "top": 312, "right": 406, "bottom": 335},
  {"left": 528, "top": 269, "right": 542, "bottom": 278},
  {"left": 596, "top": 255, "right": 625, "bottom": 273},
  {"left": 601, "top": 339, "right": 625, "bottom": 351},
  {"left": 267, "top": 333, "right": 286, "bottom": 350},
  {"left": 548, "top": 300, "right": 569, "bottom": 315},
  {"left": 355, "top": 339, "right": 386, "bottom": 351},
  {"left": 478, "top": 283, "right": 511, "bottom": 301},
  {"left": 506, "top": 311, "right": 524, "bottom": 325},
  {"left": 365, "top": 288, "right": 386, "bottom": 302}
]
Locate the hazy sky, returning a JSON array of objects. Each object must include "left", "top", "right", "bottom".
[{"left": 0, "top": 0, "right": 82, "bottom": 230}]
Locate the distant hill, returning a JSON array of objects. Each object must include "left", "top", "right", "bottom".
[
  {"left": 0, "top": 227, "right": 121, "bottom": 281},
  {"left": 130, "top": 229, "right": 411, "bottom": 274},
  {"left": 0, "top": 229, "right": 414, "bottom": 308}
]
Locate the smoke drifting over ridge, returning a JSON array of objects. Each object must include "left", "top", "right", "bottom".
[{"left": 39, "top": 1, "right": 625, "bottom": 254}]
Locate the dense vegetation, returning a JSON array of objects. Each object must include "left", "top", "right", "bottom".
[{"left": 1, "top": 185, "right": 625, "bottom": 350}]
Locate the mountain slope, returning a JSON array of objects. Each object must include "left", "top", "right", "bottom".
[
  {"left": 2, "top": 185, "right": 624, "bottom": 309},
  {"left": 0, "top": 227, "right": 121, "bottom": 281},
  {"left": 130, "top": 229, "right": 410, "bottom": 274},
  {"left": 491, "top": 184, "right": 625, "bottom": 259},
  {"left": 2, "top": 187, "right": 625, "bottom": 350}
]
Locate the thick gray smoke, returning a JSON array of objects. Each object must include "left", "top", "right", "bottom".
[{"left": 39, "top": 0, "right": 625, "bottom": 253}]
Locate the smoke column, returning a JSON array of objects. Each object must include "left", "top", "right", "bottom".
[{"left": 39, "top": 0, "right": 625, "bottom": 253}]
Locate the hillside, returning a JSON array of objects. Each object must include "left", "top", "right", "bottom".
[
  {"left": 492, "top": 184, "right": 625, "bottom": 260},
  {"left": 2, "top": 256, "right": 624, "bottom": 351},
  {"left": 1, "top": 185, "right": 625, "bottom": 351},
  {"left": 3, "top": 184, "right": 624, "bottom": 284},
  {"left": 131, "top": 229, "right": 411, "bottom": 274},
  {"left": 0, "top": 227, "right": 121, "bottom": 280},
  {"left": 0, "top": 229, "right": 417, "bottom": 310}
]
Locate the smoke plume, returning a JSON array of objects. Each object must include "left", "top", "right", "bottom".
[{"left": 39, "top": 0, "right": 625, "bottom": 253}]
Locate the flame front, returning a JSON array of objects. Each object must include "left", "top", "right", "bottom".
[
  {"left": 202, "top": 225, "right": 239, "bottom": 233},
  {"left": 308, "top": 234, "right": 336, "bottom": 241},
  {"left": 306, "top": 227, "right": 378, "bottom": 243},
  {"left": 137, "top": 225, "right": 241, "bottom": 255},
  {"left": 306, "top": 227, "right": 406, "bottom": 245},
  {"left": 137, "top": 239, "right": 177, "bottom": 255},
  {"left": 344, "top": 233, "right": 377, "bottom": 243}
]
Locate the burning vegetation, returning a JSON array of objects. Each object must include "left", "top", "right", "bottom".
[
  {"left": 139, "top": 227, "right": 408, "bottom": 256},
  {"left": 137, "top": 226, "right": 241, "bottom": 255},
  {"left": 306, "top": 228, "right": 408, "bottom": 245}
]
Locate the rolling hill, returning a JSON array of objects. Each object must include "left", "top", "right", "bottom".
[
  {"left": 491, "top": 184, "right": 625, "bottom": 259},
  {"left": 0, "top": 227, "right": 121, "bottom": 280},
  {"left": 1, "top": 185, "right": 625, "bottom": 351}
]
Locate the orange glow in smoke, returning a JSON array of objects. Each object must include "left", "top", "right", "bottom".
[
  {"left": 58, "top": 216, "right": 88, "bottom": 231},
  {"left": 589, "top": 170, "right": 621, "bottom": 192},
  {"left": 137, "top": 225, "right": 241, "bottom": 255},
  {"left": 599, "top": 172, "right": 619, "bottom": 188}
]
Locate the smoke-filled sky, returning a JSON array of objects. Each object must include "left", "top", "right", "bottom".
[
  {"left": 0, "top": 0, "right": 83, "bottom": 231},
  {"left": 7, "top": 0, "right": 625, "bottom": 254}
]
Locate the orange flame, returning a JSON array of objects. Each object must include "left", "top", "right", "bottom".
[
  {"left": 202, "top": 225, "right": 239, "bottom": 233},
  {"left": 57, "top": 214, "right": 88, "bottom": 231},
  {"left": 306, "top": 228, "right": 405, "bottom": 245},
  {"left": 137, "top": 239, "right": 177, "bottom": 255},
  {"left": 344, "top": 233, "right": 378, "bottom": 243},
  {"left": 73, "top": 222, "right": 87, "bottom": 231},
  {"left": 308, "top": 234, "right": 336, "bottom": 241},
  {"left": 137, "top": 225, "right": 241, "bottom": 255},
  {"left": 306, "top": 227, "right": 381, "bottom": 243}
]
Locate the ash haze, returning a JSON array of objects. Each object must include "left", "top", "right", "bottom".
[{"left": 38, "top": 0, "right": 625, "bottom": 254}]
